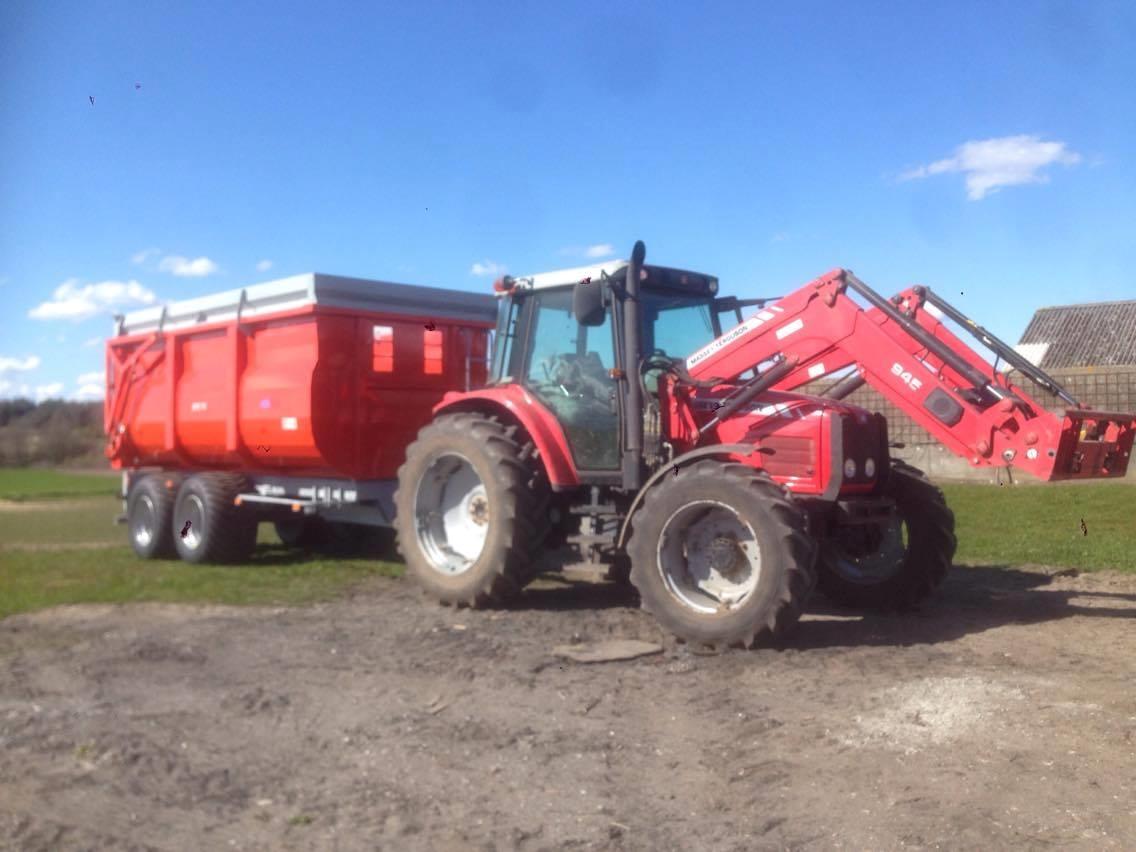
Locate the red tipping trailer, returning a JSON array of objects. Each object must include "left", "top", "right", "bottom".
[{"left": 106, "top": 273, "right": 497, "bottom": 562}]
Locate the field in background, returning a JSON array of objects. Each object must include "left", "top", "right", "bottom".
[
  {"left": 0, "top": 467, "right": 118, "bottom": 501},
  {"left": 1, "top": 468, "right": 1134, "bottom": 620},
  {"left": 940, "top": 481, "right": 1136, "bottom": 572},
  {"left": 0, "top": 469, "right": 402, "bottom": 620}
]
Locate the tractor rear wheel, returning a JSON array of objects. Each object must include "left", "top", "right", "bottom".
[
  {"left": 627, "top": 460, "right": 817, "bottom": 651},
  {"left": 815, "top": 460, "right": 956, "bottom": 611},
  {"left": 127, "top": 474, "right": 179, "bottom": 559},
  {"left": 394, "top": 413, "right": 544, "bottom": 607},
  {"left": 173, "top": 473, "right": 258, "bottom": 564}
]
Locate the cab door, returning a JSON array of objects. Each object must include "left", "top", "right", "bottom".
[{"left": 520, "top": 288, "right": 621, "bottom": 471}]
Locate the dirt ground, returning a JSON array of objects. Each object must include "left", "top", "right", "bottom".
[{"left": 1, "top": 563, "right": 1135, "bottom": 851}]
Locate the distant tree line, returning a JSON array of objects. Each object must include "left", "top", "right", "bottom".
[{"left": 0, "top": 399, "right": 105, "bottom": 467}]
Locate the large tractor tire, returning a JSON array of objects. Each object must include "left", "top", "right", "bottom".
[
  {"left": 626, "top": 460, "right": 817, "bottom": 651},
  {"left": 394, "top": 412, "right": 546, "bottom": 607},
  {"left": 126, "top": 474, "right": 180, "bottom": 559},
  {"left": 815, "top": 460, "right": 956, "bottom": 611},
  {"left": 172, "top": 473, "right": 258, "bottom": 564}
]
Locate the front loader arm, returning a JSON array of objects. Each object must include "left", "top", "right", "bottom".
[{"left": 684, "top": 269, "right": 1135, "bottom": 481}]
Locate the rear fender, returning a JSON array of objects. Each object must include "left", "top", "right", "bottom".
[{"left": 433, "top": 386, "right": 580, "bottom": 489}]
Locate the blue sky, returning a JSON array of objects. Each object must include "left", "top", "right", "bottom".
[{"left": 2, "top": 0, "right": 1134, "bottom": 401}]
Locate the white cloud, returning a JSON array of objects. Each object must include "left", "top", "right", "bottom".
[
  {"left": 34, "top": 382, "right": 64, "bottom": 401},
  {"left": 74, "top": 383, "right": 104, "bottom": 401},
  {"left": 0, "top": 380, "right": 32, "bottom": 398},
  {"left": 76, "top": 370, "right": 105, "bottom": 386},
  {"left": 82, "top": 336, "right": 103, "bottom": 348},
  {"left": 560, "top": 244, "right": 619, "bottom": 259},
  {"left": 29, "top": 278, "right": 158, "bottom": 321},
  {"left": 470, "top": 260, "right": 507, "bottom": 277},
  {"left": 584, "top": 243, "right": 615, "bottom": 258},
  {"left": 900, "top": 135, "right": 1081, "bottom": 200},
  {"left": 131, "top": 247, "right": 161, "bottom": 265},
  {"left": 159, "top": 255, "right": 219, "bottom": 277},
  {"left": 256, "top": 259, "right": 273, "bottom": 272},
  {"left": 0, "top": 355, "right": 41, "bottom": 373}
]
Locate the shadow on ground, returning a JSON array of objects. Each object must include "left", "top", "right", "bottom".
[{"left": 500, "top": 563, "right": 1136, "bottom": 651}]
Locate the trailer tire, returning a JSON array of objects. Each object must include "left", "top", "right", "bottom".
[
  {"left": 627, "top": 460, "right": 817, "bottom": 651},
  {"left": 816, "top": 460, "right": 956, "bottom": 611},
  {"left": 127, "top": 475, "right": 179, "bottom": 559},
  {"left": 394, "top": 413, "right": 542, "bottom": 607},
  {"left": 173, "top": 473, "right": 258, "bottom": 564}
]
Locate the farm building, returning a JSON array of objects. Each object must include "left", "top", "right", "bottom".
[{"left": 821, "top": 298, "right": 1136, "bottom": 480}]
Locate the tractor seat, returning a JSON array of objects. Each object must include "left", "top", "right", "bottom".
[{"left": 579, "top": 351, "right": 611, "bottom": 383}]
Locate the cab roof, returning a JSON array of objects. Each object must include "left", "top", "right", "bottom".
[{"left": 509, "top": 260, "right": 718, "bottom": 293}]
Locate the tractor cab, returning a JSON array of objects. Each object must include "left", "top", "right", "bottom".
[{"left": 487, "top": 256, "right": 768, "bottom": 483}]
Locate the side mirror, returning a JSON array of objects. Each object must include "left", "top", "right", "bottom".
[{"left": 573, "top": 279, "right": 606, "bottom": 326}]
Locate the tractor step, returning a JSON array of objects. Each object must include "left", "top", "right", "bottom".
[
  {"left": 567, "top": 504, "right": 620, "bottom": 515},
  {"left": 567, "top": 533, "right": 618, "bottom": 545}
]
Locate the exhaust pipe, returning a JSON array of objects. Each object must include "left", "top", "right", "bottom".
[{"left": 622, "top": 240, "right": 647, "bottom": 490}]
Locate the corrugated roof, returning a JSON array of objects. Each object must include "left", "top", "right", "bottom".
[{"left": 1017, "top": 300, "right": 1136, "bottom": 368}]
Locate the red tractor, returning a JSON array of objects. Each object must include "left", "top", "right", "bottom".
[{"left": 395, "top": 241, "right": 1135, "bottom": 649}]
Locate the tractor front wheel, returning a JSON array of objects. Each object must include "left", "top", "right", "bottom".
[
  {"left": 627, "top": 460, "right": 817, "bottom": 651},
  {"left": 815, "top": 460, "right": 956, "bottom": 611},
  {"left": 394, "top": 413, "right": 543, "bottom": 607}
]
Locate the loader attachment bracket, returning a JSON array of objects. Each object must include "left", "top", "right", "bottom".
[{"left": 1052, "top": 410, "right": 1136, "bottom": 480}]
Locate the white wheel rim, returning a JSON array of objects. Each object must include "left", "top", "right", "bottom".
[
  {"left": 413, "top": 453, "right": 490, "bottom": 576},
  {"left": 132, "top": 494, "right": 155, "bottom": 548},
  {"left": 181, "top": 494, "right": 205, "bottom": 550},
  {"left": 657, "top": 500, "right": 762, "bottom": 614}
]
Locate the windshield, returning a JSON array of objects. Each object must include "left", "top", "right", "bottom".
[{"left": 640, "top": 290, "right": 717, "bottom": 360}]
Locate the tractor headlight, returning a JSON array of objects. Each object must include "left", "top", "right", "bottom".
[
  {"left": 864, "top": 457, "right": 876, "bottom": 478},
  {"left": 843, "top": 458, "right": 857, "bottom": 479}
]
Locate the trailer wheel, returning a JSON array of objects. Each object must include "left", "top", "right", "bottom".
[
  {"left": 816, "top": 460, "right": 957, "bottom": 611},
  {"left": 127, "top": 475, "right": 179, "bottom": 559},
  {"left": 173, "top": 473, "right": 258, "bottom": 564},
  {"left": 627, "top": 460, "right": 817, "bottom": 651},
  {"left": 394, "top": 413, "right": 542, "bottom": 607}
]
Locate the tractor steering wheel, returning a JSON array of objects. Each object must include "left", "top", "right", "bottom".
[{"left": 641, "top": 348, "right": 676, "bottom": 396}]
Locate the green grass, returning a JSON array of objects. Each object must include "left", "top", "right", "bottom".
[
  {"left": 0, "top": 495, "right": 125, "bottom": 545},
  {"left": 0, "top": 487, "right": 404, "bottom": 620},
  {"left": 0, "top": 546, "right": 400, "bottom": 620},
  {"left": 941, "top": 481, "right": 1136, "bottom": 572},
  {"left": 0, "top": 467, "right": 118, "bottom": 501},
  {"left": 1, "top": 470, "right": 1133, "bottom": 622}
]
